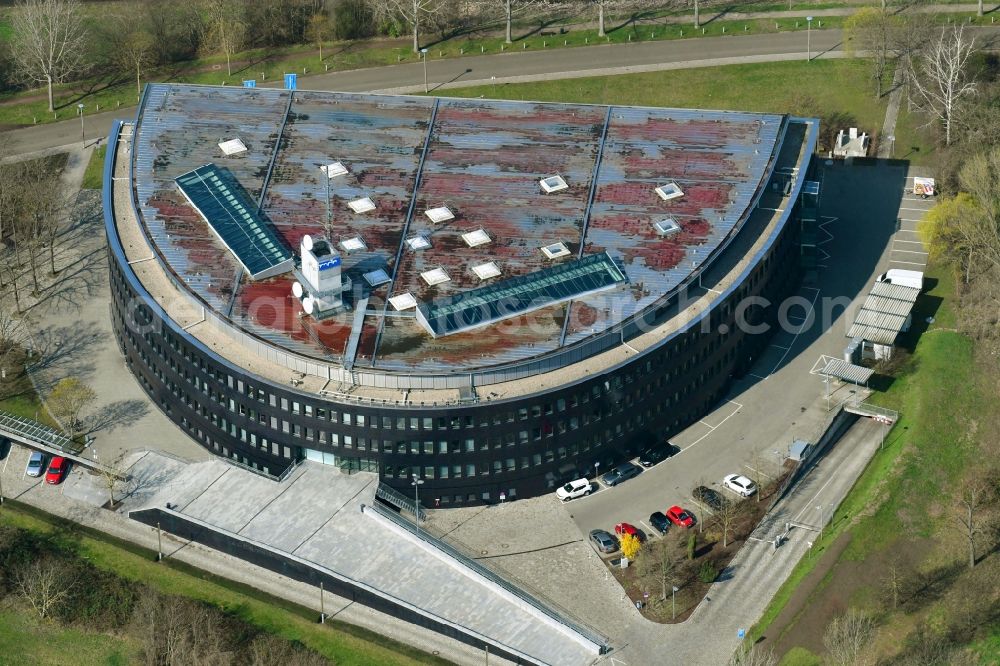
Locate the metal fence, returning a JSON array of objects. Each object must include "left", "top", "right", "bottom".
[
  {"left": 375, "top": 482, "right": 426, "bottom": 521},
  {"left": 367, "top": 502, "right": 610, "bottom": 653}
]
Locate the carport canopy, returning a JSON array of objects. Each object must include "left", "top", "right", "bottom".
[
  {"left": 820, "top": 358, "right": 874, "bottom": 386},
  {"left": 847, "top": 281, "right": 919, "bottom": 345}
]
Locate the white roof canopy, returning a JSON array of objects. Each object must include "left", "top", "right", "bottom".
[
  {"left": 321, "top": 162, "right": 348, "bottom": 178},
  {"left": 655, "top": 182, "right": 684, "bottom": 201},
  {"left": 472, "top": 261, "right": 501, "bottom": 280},
  {"left": 540, "top": 175, "right": 568, "bottom": 193},
  {"left": 462, "top": 229, "right": 491, "bottom": 247},
  {"left": 541, "top": 242, "right": 571, "bottom": 259},
  {"left": 421, "top": 267, "right": 451, "bottom": 286},
  {"left": 425, "top": 206, "right": 455, "bottom": 224},
  {"left": 389, "top": 293, "right": 417, "bottom": 310},
  {"left": 218, "top": 138, "right": 247, "bottom": 155},
  {"left": 348, "top": 197, "right": 376, "bottom": 214}
]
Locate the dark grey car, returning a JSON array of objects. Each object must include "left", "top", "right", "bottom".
[
  {"left": 589, "top": 529, "right": 620, "bottom": 554},
  {"left": 692, "top": 485, "right": 728, "bottom": 512},
  {"left": 601, "top": 461, "right": 642, "bottom": 487}
]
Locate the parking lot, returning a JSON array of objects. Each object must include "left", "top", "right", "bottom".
[{"left": 559, "top": 159, "right": 925, "bottom": 555}]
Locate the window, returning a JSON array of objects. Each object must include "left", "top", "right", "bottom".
[
  {"left": 439, "top": 465, "right": 449, "bottom": 479},
  {"left": 423, "top": 417, "right": 433, "bottom": 430},
  {"left": 357, "top": 414, "right": 365, "bottom": 427},
  {"left": 464, "top": 439, "right": 475, "bottom": 452},
  {"left": 292, "top": 401, "right": 300, "bottom": 414},
  {"left": 466, "top": 464, "right": 476, "bottom": 477},
  {"left": 343, "top": 413, "right": 352, "bottom": 426}
]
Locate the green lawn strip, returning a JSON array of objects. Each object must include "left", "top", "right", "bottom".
[
  {"left": 444, "top": 59, "right": 886, "bottom": 133},
  {"left": 2, "top": 7, "right": 990, "bottom": 128},
  {"left": 0, "top": 501, "right": 454, "bottom": 666},
  {"left": 0, "top": 607, "right": 138, "bottom": 666},
  {"left": 751, "top": 264, "right": 969, "bottom": 639},
  {"left": 778, "top": 646, "right": 823, "bottom": 666},
  {"left": 81, "top": 144, "right": 107, "bottom": 190}
]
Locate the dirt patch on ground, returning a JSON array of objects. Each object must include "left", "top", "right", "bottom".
[{"left": 762, "top": 534, "right": 934, "bottom": 660}]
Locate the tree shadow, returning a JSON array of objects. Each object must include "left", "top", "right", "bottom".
[
  {"left": 86, "top": 399, "right": 150, "bottom": 435},
  {"left": 24, "top": 321, "right": 104, "bottom": 392}
]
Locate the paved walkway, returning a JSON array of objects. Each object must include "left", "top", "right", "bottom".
[{"left": 878, "top": 66, "right": 906, "bottom": 158}]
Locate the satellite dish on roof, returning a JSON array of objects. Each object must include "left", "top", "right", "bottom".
[
  {"left": 291, "top": 281, "right": 303, "bottom": 299},
  {"left": 302, "top": 234, "right": 314, "bottom": 252},
  {"left": 302, "top": 296, "right": 315, "bottom": 315}
]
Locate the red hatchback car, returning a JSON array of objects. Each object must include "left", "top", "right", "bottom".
[
  {"left": 666, "top": 505, "right": 695, "bottom": 528},
  {"left": 45, "top": 456, "right": 68, "bottom": 485},
  {"left": 614, "top": 522, "right": 646, "bottom": 542}
]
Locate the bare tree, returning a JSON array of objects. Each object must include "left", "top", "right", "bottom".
[
  {"left": 694, "top": 0, "right": 700, "bottom": 29},
  {"left": 9, "top": 0, "right": 89, "bottom": 113},
  {"left": 729, "top": 642, "right": 778, "bottom": 666},
  {"left": 248, "top": 633, "right": 328, "bottom": 666},
  {"left": 955, "top": 476, "right": 995, "bottom": 569},
  {"left": 717, "top": 495, "right": 743, "bottom": 548},
  {"left": 844, "top": 8, "right": 898, "bottom": 99},
  {"left": 203, "top": 0, "right": 247, "bottom": 77},
  {"left": 594, "top": 0, "right": 608, "bottom": 37},
  {"left": 636, "top": 537, "right": 679, "bottom": 604},
  {"left": 823, "top": 609, "right": 876, "bottom": 666},
  {"left": 130, "top": 591, "right": 230, "bottom": 666},
  {"left": 881, "top": 557, "right": 903, "bottom": 610},
  {"left": 907, "top": 25, "right": 979, "bottom": 146},
  {"left": 11, "top": 556, "right": 78, "bottom": 618},
  {"left": 374, "top": 0, "right": 443, "bottom": 53},
  {"left": 117, "top": 28, "right": 156, "bottom": 100},
  {"left": 493, "top": 0, "right": 539, "bottom": 45},
  {"left": 305, "top": 11, "right": 331, "bottom": 63},
  {"left": 47, "top": 376, "right": 97, "bottom": 437},
  {"left": 96, "top": 451, "right": 132, "bottom": 509}
]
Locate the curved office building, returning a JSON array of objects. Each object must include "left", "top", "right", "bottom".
[{"left": 105, "top": 83, "right": 818, "bottom": 505}]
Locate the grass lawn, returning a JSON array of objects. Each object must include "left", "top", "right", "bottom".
[
  {"left": 445, "top": 58, "right": 887, "bottom": 135},
  {"left": 0, "top": 608, "right": 137, "bottom": 666},
  {"left": 81, "top": 144, "right": 107, "bottom": 190},
  {"left": 0, "top": 502, "right": 453, "bottom": 666}
]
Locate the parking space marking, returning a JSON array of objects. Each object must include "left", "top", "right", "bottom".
[
  {"left": 890, "top": 259, "right": 927, "bottom": 266},
  {"left": 769, "top": 287, "right": 821, "bottom": 374},
  {"left": 769, "top": 343, "right": 789, "bottom": 350},
  {"left": 744, "top": 464, "right": 772, "bottom": 481},
  {"left": 894, "top": 239, "right": 924, "bottom": 244},
  {"left": 639, "top": 521, "right": 660, "bottom": 540},
  {"left": 893, "top": 249, "right": 928, "bottom": 255},
  {"left": 899, "top": 206, "right": 931, "bottom": 212}
]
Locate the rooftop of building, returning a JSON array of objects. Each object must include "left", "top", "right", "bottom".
[{"left": 130, "top": 83, "right": 792, "bottom": 376}]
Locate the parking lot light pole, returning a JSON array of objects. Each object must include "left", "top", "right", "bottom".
[
  {"left": 816, "top": 505, "right": 824, "bottom": 535},
  {"left": 411, "top": 474, "right": 424, "bottom": 521},
  {"left": 672, "top": 585, "right": 679, "bottom": 619},
  {"left": 594, "top": 462, "right": 600, "bottom": 481}
]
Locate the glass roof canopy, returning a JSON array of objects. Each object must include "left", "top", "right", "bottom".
[
  {"left": 175, "top": 164, "right": 294, "bottom": 280},
  {"left": 416, "top": 253, "right": 627, "bottom": 338}
]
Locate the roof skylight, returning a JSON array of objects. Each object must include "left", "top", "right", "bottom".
[
  {"left": 425, "top": 206, "right": 455, "bottom": 224},
  {"left": 655, "top": 182, "right": 684, "bottom": 201},
  {"left": 348, "top": 197, "right": 376, "bottom": 214},
  {"left": 472, "top": 262, "right": 501, "bottom": 280},
  {"left": 421, "top": 268, "right": 451, "bottom": 286},
  {"left": 405, "top": 235, "right": 431, "bottom": 251},
  {"left": 389, "top": 293, "right": 417, "bottom": 310},
  {"left": 321, "top": 162, "right": 348, "bottom": 178},
  {"left": 462, "top": 229, "right": 491, "bottom": 247},
  {"left": 363, "top": 269, "right": 391, "bottom": 287},
  {"left": 541, "top": 242, "right": 571, "bottom": 259},
  {"left": 218, "top": 138, "right": 247, "bottom": 155},
  {"left": 653, "top": 218, "right": 682, "bottom": 236},
  {"left": 540, "top": 175, "right": 568, "bottom": 193},
  {"left": 339, "top": 236, "right": 367, "bottom": 253}
]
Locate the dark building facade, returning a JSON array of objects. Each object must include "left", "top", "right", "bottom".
[{"left": 106, "top": 105, "right": 818, "bottom": 506}]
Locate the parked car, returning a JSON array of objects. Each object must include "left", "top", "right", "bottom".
[
  {"left": 589, "top": 529, "right": 620, "bottom": 554},
  {"left": 692, "top": 485, "right": 728, "bottom": 512},
  {"left": 45, "top": 456, "right": 68, "bottom": 485},
  {"left": 637, "top": 443, "right": 680, "bottom": 467},
  {"left": 666, "top": 505, "right": 696, "bottom": 528},
  {"left": 649, "top": 511, "right": 670, "bottom": 535},
  {"left": 556, "top": 478, "right": 593, "bottom": 501},
  {"left": 26, "top": 451, "right": 45, "bottom": 477},
  {"left": 723, "top": 474, "right": 757, "bottom": 497},
  {"left": 601, "top": 462, "right": 642, "bottom": 487},
  {"left": 614, "top": 522, "right": 646, "bottom": 542},
  {"left": 0, "top": 436, "right": 10, "bottom": 460}
]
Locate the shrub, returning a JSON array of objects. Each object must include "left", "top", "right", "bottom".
[{"left": 698, "top": 560, "right": 718, "bottom": 583}]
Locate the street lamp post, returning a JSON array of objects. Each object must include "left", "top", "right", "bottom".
[
  {"left": 773, "top": 449, "right": 783, "bottom": 478},
  {"left": 411, "top": 474, "right": 424, "bottom": 521},
  {"left": 806, "top": 17, "right": 814, "bottom": 62},
  {"left": 816, "top": 505, "right": 824, "bottom": 535},
  {"left": 672, "top": 585, "right": 679, "bottom": 619},
  {"left": 420, "top": 48, "right": 429, "bottom": 93},
  {"left": 77, "top": 103, "right": 85, "bottom": 147},
  {"left": 594, "top": 462, "right": 600, "bottom": 480}
]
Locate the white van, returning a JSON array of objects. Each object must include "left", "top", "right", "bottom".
[{"left": 876, "top": 269, "right": 923, "bottom": 291}]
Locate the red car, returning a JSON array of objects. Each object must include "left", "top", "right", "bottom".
[
  {"left": 666, "top": 505, "right": 695, "bottom": 528},
  {"left": 614, "top": 522, "right": 646, "bottom": 542},
  {"left": 45, "top": 456, "right": 68, "bottom": 485}
]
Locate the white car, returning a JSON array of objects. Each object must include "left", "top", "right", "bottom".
[
  {"left": 723, "top": 474, "right": 757, "bottom": 497},
  {"left": 556, "top": 478, "right": 593, "bottom": 501}
]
